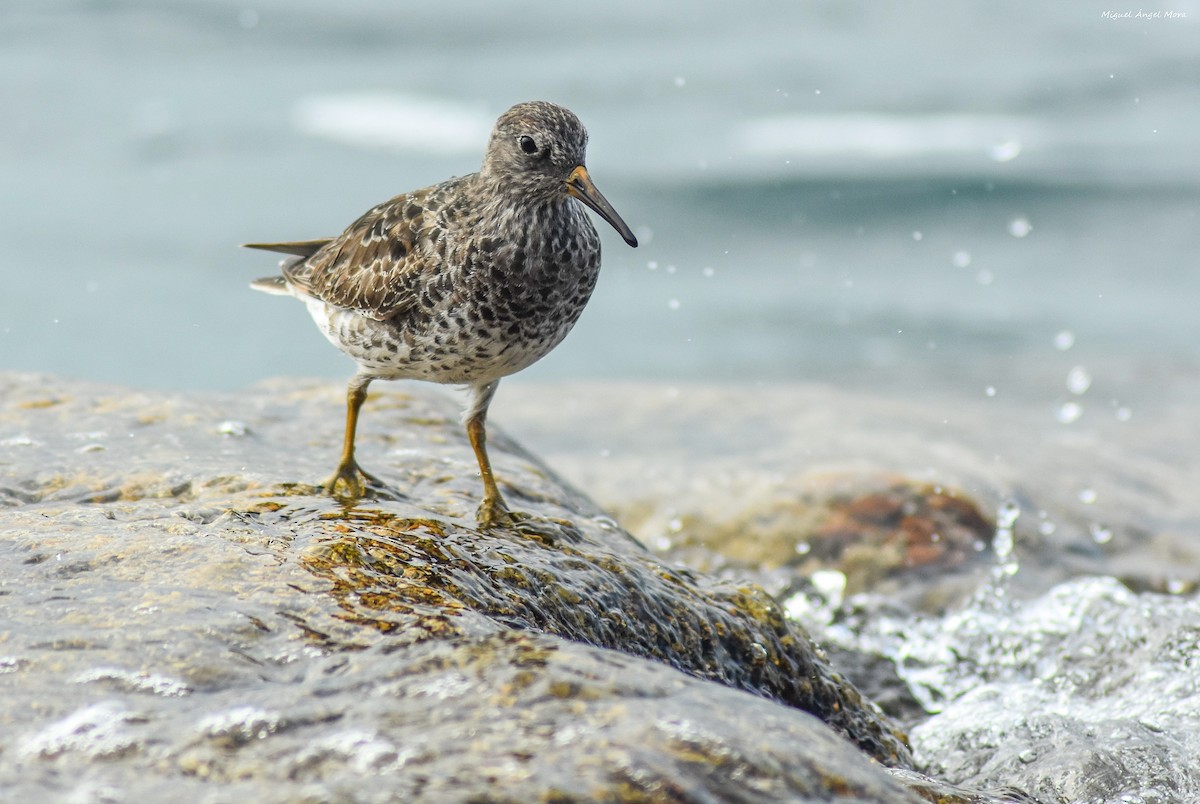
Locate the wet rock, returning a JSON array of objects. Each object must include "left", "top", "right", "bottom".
[
  {"left": 646, "top": 473, "right": 997, "bottom": 609},
  {"left": 494, "top": 381, "right": 1200, "bottom": 603},
  {"left": 0, "top": 373, "right": 916, "bottom": 801}
]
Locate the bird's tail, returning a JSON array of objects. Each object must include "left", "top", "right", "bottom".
[
  {"left": 245, "top": 239, "right": 330, "bottom": 296},
  {"left": 250, "top": 275, "right": 291, "bottom": 296}
]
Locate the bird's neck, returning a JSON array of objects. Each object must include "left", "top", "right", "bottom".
[{"left": 476, "top": 178, "right": 581, "bottom": 238}]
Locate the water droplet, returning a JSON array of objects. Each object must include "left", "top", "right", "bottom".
[
  {"left": 976, "top": 269, "right": 994, "bottom": 285},
  {"left": 667, "top": 517, "right": 683, "bottom": 533},
  {"left": 665, "top": 264, "right": 677, "bottom": 275},
  {"left": 992, "top": 500, "right": 1020, "bottom": 564},
  {"left": 997, "top": 499, "right": 1021, "bottom": 529},
  {"left": 673, "top": 76, "right": 686, "bottom": 88},
  {"left": 1056, "top": 401, "right": 1083, "bottom": 424},
  {"left": 1054, "top": 330, "right": 1075, "bottom": 351},
  {"left": 993, "top": 501, "right": 1022, "bottom": 532},
  {"left": 217, "top": 420, "right": 249, "bottom": 437},
  {"left": 912, "top": 230, "right": 923, "bottom": 241},
  {"left": 813, "top": 89, "right": 822, "bottom": 95},
  {"left": 1079, "top": 488, "right": 1098, "bottom": 505},
  {"left": 990, "top": 139, "right": 1022, "bottom": 162},
  {"left": 1115, "top": 406, "right": 1132, "bottom": 422},
  {"left": 810, "top": 569, "right": 847, "bottom": 606},
  {"left": 794, "top": 541, "right": 812, "bottom": 556},
  {"left": 782, "top": 592, "right": 814, "bottom": 622},
  {"left": 1089, "top": 523, "right": 1113, "bottom": 544},
  {"left": 646, "top": 261, "right": 658, "bottom": 271},
  {"left": 1166, "top": 578, "right": 1188, "bottom": 595},
  {"left": 702, "top": 266, "right": 715, "bottom": 278},
  {"left": 667, "top": 298, "right": 681, "bottom": 311},
  {"left": 1038, "top": 520, "right": 1057, "bottom": 536},
  {"left": 985, "top": 386, "right": 997, "bottom": 397},
  {"left": 634, "top": 226, "right": 654, "bottom": 245},
  {"left": 1008, "top": 217, "right": 1033, "bottom": 238},
  {"left": 952, "top": 250, "right": 972, "bottom": 268},
  {"left": 1066, "top": 366, "right": 1092, "bottom": 395}
]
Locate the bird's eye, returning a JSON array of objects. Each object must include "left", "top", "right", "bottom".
[{"left": 518, "top": 135, "right": 538, "bottom": 155}]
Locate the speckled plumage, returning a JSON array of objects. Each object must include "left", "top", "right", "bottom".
[{"left": 247, "top": 101, "right": 637, "bottom": 527}]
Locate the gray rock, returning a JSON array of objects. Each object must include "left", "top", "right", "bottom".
[{"left": 1, "top": 373, "right": 921, "bottom": 802}]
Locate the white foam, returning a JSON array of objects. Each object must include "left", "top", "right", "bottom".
[
  {"left": 736, "top": 114, "right": 1041, "bottom": 160},
  {"left": 292, "top": 93, "right": 492, "bottom": 155},
  {"left": 20, "top": 701, "right": 139, "bottom": 759}
]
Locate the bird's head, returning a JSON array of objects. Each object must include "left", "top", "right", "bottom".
[{"left": 482, "top": 101, "right": 637, "bottom": 248}]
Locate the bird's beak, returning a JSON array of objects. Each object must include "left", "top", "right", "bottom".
[{"left": 566, "top": 165, "right": 638, "bottom": 248}]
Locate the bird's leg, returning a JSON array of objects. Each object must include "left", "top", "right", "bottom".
[
  {"left": 324, "top": 374, "right": 379, "bottom": 498},
  {"left": 465, "top": 381, "right": 512, "bottom": 528}
]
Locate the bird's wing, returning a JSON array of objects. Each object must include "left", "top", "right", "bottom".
[{"left": 275, "top": 180, "right": 464, "bottom": 322}]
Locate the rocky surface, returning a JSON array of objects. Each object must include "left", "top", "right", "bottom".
[
  {"left": 0, "top": 372, "right": 945, "bottom": 802},
  {"left": 495, "top": 380, "right": 1200, "bottom": 603}
]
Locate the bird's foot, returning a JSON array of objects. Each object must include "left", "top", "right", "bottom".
[
  {"left": 323, "top": 460, "right": 383, "bottom": 500},
  {"left": 476, "top": 496, "right": 521, "bottom": 530}
]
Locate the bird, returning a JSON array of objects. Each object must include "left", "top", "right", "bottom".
[{"left": 246, "top": 101, "right": 637, "bottom": 528}]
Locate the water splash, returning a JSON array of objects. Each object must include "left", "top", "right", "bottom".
[
  {"left": 1008, "top": 217, "right": 1033, "bottom": 238},
  {"left": 1056, "top": 401, "right": 1083, "bottom": 424},
  {"left": 905, "top": 578, "right": 1200, "bottom": 797},
  {"left": 1054, "top": 330, "right": 1076, "bottom": 351},
  {"left": 991, "top": 498, "right": 1020, "bottom": 581},
  {"left": 989, "top": 139, "right": 1022, "bottom": 162},
  {"left": 1066, "top": 366, "right": 1092, "bottom": 395}
]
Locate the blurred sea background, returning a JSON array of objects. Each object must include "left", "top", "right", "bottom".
[{"left": 4, "top": 0, "right": 1197, "bottom": 409}]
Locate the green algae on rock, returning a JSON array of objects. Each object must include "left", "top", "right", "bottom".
[{"left": 0, "top": 372, "right": 915, "bottom": 800}]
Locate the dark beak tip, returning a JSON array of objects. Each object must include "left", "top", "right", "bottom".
[{"left": 625, "top": 233, "right": 639, "bottom": 248}]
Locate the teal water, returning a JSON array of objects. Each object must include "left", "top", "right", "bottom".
[{"left": 2, "top": 1, "right": 1198, "bottom": 413}]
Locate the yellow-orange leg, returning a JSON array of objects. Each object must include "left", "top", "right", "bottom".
[
  {"left": 324, "top": 374, "right": 379, "bottom": 498},
  {"left": 465, "top": 380, "right": 512, "bottom": 528}
]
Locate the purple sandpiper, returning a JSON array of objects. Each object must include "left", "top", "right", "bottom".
[{"left": 247, "top": 101, "right": 637, "bottom": 528}]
